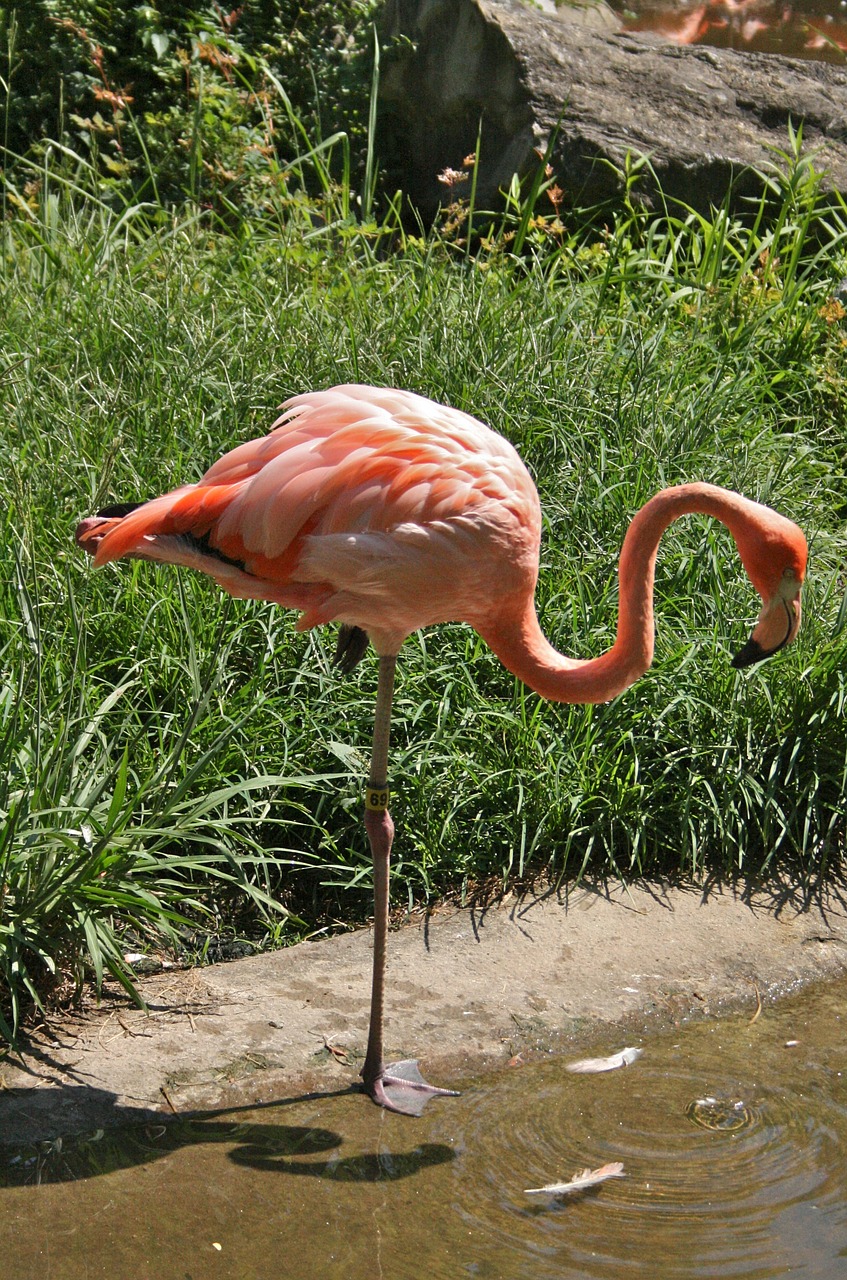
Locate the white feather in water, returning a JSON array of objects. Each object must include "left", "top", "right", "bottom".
[
  {"left": 525, "top": 1162, "right": 626, "bottom": 1196},
  {"left": 565, "top": 1046, "right": 643, "bottom": 1073}
]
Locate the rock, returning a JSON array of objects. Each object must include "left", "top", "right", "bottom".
[{"left": 378, "top": 0, "right": 847, "bottom": 219}]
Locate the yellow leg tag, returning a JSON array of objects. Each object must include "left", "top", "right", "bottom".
[{"left": 365, "top": 785, "right": 389, "bottom": 812}]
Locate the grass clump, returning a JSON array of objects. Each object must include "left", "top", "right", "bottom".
[
  {"left": 1, "top": 1, "right": 381, "bottom": 216},
  {"left": 1, "top": 93, "right": 847, "bottom": 1043}
]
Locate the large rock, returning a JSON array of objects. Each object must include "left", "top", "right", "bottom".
[{"left": 378, "top": 0, "right": 847, "bottom": 218}]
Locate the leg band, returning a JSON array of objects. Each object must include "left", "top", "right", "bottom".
[{"left": 365, "top": 784, "right": 390, "bottom": 811}]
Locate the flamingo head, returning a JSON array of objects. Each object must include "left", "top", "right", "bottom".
[{"left": 731, "top": 514, "right": 807, "bottom": 669}]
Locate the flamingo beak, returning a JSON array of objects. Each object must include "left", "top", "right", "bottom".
[{"left": 731, "top": 594, "right": 802, "bottom": 669}]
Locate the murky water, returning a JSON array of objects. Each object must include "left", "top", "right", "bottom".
[
  {"left": 2, "top": 979, "right": 847, "bottom": 1279},
  {"left": 595, "top": 0, "right": 847, "bottom": 62}
]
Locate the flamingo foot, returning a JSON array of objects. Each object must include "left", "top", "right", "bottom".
[{"left": 364, "top": 1059, "right": 459, "bottom": 1117}]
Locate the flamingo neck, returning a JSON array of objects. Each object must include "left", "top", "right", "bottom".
[{"left": 479, "top": 484, "right": 759, "bottom": 705}]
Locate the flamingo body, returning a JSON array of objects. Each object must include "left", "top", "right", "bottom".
[
  {"left": 76, "top": 384, "right": 807, "bottom": 1114},
  {"left": 85, "top": 386, "right": 541, "bottom": 658}
]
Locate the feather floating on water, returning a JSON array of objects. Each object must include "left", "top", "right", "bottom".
[
  {"left": 525, "top": 1162, "right": 626, "bottom": 1196},
  {"left": 565, "top": 1046, "right": 643, "bottom": 1074}
]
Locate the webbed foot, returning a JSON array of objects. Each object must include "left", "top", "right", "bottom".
[{"left": 364, "top": 1059, "right": 459, "bottom": 1117}]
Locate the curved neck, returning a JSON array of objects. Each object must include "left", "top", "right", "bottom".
[{"left": 478, "top": 484, "right": 761, "bottom": 705}]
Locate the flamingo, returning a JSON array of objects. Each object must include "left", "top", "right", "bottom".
[{"left": 75, "top": 384, "right": 807, "bottom": 1115}]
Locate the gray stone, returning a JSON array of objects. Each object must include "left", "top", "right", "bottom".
[{"left": 378, "top": 0, "right": 847, "bottom": 219}]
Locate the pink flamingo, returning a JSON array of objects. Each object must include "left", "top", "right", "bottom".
[{"left": 76, "top": 384, "right": 807, "bottom": 1115}]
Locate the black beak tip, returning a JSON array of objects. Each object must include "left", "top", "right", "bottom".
[{"left": 731, "top": 638, "right": 767, "bottom": 669}]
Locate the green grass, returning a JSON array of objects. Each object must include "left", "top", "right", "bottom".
[{"left": 1, "top": 128, "right": 847, "bottom": 1042}]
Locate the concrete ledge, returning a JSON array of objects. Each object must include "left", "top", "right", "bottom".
[{"left": 3, "top": 879, "right": 847, "bottom": 1147}]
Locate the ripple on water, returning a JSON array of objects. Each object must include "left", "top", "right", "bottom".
[
  {"left": 4, "top": 987, "right": 847, "bottom": 1280},
  {"left": 427, "top": 1010, "right": 847, "bottom": 1279}
]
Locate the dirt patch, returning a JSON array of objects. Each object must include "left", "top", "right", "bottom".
[{"left": 3, "top": 879, "right": 847, "bottom": 1148}]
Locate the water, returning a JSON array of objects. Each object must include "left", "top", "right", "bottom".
[
  {"left": 2, "top": 979, "right": 847, "bottom": 1279},
  {"left": 604, "top": 0, "right": 847, "bottom": 62}
]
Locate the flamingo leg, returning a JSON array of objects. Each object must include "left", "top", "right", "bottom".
[{"left": 360, "top": 654, "right": 459, "bottom": 1116}]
